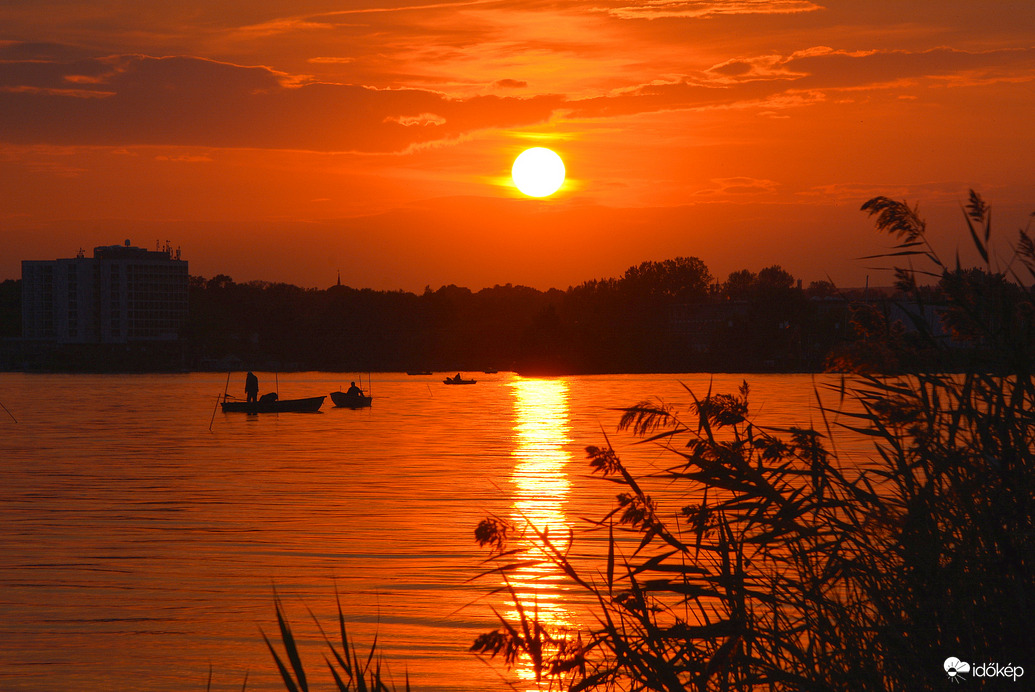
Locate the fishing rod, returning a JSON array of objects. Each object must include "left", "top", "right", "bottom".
[
  {"left": 209, "top": 370, "right": 232, "bottom": 431},
  {"left": 0, "top": 398, "right": 17, "bottom": 423}
]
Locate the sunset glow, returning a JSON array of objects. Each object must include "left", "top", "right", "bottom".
[{"left": 1, "top": 3, "right": 1033, "bottom": 291}]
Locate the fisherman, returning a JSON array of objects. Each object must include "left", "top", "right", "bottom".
[
  {"left": 245, "top": 371, "right": 259, "bottom": 403},
  {"left": 345, "top": 381, "right": 364, "bottom": 397}
]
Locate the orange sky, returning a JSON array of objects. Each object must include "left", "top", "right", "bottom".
[{"left": 2, "top": 1, "right": 1034, "bottom": 291}]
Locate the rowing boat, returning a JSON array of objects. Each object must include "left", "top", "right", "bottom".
[
  {"left": 330, "top": 391, "right": 373, "bottom": 408},
  {"left": 220, "top": 395, "right": 325, "bottom": 413}
]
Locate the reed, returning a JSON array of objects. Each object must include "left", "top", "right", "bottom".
[
  {"left": 259, "top": 588, "right": 409, "bottom": 692},
  {"left": 470, "top": 191, "right": 1034, "bottom": 691}
]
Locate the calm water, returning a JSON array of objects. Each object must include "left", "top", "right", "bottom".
[{"left": 0, "top": 372, "right": 870, "bottom": 691}]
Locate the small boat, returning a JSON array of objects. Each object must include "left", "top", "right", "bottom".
[
  {"left": 330, "top": 391, "right": 373, "bottom": 408},
  {"left": 406, "top": 370, "right": 433, "bottom": 376},
  {"left": 221, "top": 395, "right": 325, "bottom": 413},
  {"left": 443, "top": 375, "right": 477, "bottom": 385}
]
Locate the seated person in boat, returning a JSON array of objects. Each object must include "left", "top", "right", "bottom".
[{"left": 345, "top": 381, "right": 364, "bottom": 397}]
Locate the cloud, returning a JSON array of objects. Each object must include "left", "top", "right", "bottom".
[
  {"left": 2, "top": 42, "right": 1032, "bottom": 153},
  {"left": 154, "top": 153, "right": 213, "bottom": 162},
  {"left": 567, "top": 45, "right": 1035, "bottom": 118},
  {"left": 307, "top": 56, "right": 356, "bottom": 64},
  {"left": 706, "top": 53, "right": 808, "bottom": 82},
  {"left": 0, "top": 49, "right": 563, "bottom": 152},
  {"left": 784, "top": 46, "right": 1035, "bottom": 90},
  {"left": 697, "top": 177, "right": 780, "bottom": 196},
  {"left": 799, "top": 180, "right": 975, "bottom": 204},
  {"left": 601, "top": 0, "right": 823, "bottom": 21},
  {"left": 226, "top": 17, "right": 336, "bottom": 40},
  {"left": 385, "top": 112, "right": 448, "bottom": 127}
]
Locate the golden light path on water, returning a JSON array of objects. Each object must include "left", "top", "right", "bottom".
[{"left": 508, "top": 378, "right": 577, "bottom": 688}]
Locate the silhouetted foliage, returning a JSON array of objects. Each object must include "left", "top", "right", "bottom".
[
  {"left": 469, "top": 191, "right": 1035, "bottom": 691},
  {"left": 621, "top": 257, "right": 713, "bottom": 302},
  {"left": 805, "top": 279, "right": 837, "bottom": 297},
  {"left": 259, "top": 588, "right": 411, "bottom": 692},
  {"left": 176, "top": 256, "right": 849, "bottom": 374},
  {"left": 828, "top": 192, "right": 1035, "bottom": 373},
  {"left": 722, "top": 269, "right": 756, "bottom": 300}
]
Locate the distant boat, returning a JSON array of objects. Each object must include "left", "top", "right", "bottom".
[
  {"left": 482, "top": 369, "right": 498, "bottom": 374},
  {"left": 406, "top": 370, "right": 433, "bottom": 376},
  {"left": 221, "top": 395, "right": 325, "bottom": 413},
  {"left": 330, "top": 390, "right": 373, "bottom": 408},
  {"left": 443, "top": 375, "right": 477, "bottom": 385}
]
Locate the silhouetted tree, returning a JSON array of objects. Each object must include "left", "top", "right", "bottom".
[
  {"left": 722, "top": 269, "right": 756, "bottom": 300},
  {"left": 620, "top": 256, "right": 713, "bottom": 302}
]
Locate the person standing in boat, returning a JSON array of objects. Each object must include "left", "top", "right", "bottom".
[
  {"left": 245, "top": 371, "right": 259, "bottom": 403},
  {"left": 345, "top": 381, "right": 364, "bottom": 397}
]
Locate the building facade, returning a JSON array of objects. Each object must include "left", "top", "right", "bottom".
[{"left": 22, "top": 241, "right": 188, "bottom": 344}]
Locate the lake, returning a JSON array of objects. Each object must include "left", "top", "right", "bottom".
[{"left": 0, "top": 371, "right": 872, "bottom": 691}]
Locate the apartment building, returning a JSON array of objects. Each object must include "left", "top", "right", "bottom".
[{"left": 22, "top": 241, "right": 188, "bottom": 344}]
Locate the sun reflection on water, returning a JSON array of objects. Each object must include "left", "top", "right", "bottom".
[
  {"left": 507, "top": 377, "right": 578, "bottom": 688},
  {"left": 511, "top": 378, "right": 572, "bottom": 526}
]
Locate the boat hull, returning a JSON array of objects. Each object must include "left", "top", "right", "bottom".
[
  {"left": 330, "top": 391, "right": 373, "bottom": 408},
  {"left": 443, "top": 379, "right": 477, "bottom": 385},
  {"left": 221, "top": 396, "right": 325, "bottom": 413}
]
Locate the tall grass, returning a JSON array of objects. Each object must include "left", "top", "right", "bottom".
[
  {"left": 470, "top": 191, "right": 1034, "bottom": 690},
  {"left": 261, "top": 589, "right": 410, "bottom": 692}
]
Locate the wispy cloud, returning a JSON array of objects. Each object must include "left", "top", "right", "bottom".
[
  {"left": 314, "top": 0, "right": 496, "bottom": 16},
  {"left": 568, "top": 45, "right": 1035, "bottom": 118},
  {"left": 0, "top": 51, "right": 563, "bottom": 152},
  {"left": 225, "top": 17, "right": 336, "bottom": 40},
  {"left": 307, "top": 56, "right": 356, "bottom": 65},
  {"left": 1, "top": 41, "right": 1033, "bottom": 153},
  {"left": 600, "top": 0, "right": 823, "bottom": 21},
  {"left": 154, "top": 153, "right": 212, "bottom": 162},
  {"left": 696, "top": 176, "right": 780, "bottom": 196}
]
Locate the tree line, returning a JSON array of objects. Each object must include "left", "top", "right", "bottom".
[
  {"left": 2, "top": 247, "right": 1028, "bottom": 373},
  {"left": 183, "top": 258, "right": 846, "bottom": 373}
]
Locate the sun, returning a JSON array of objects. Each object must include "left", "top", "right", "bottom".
[{"left": 512, "top": 147, "right": 565, "bottom": 197}]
